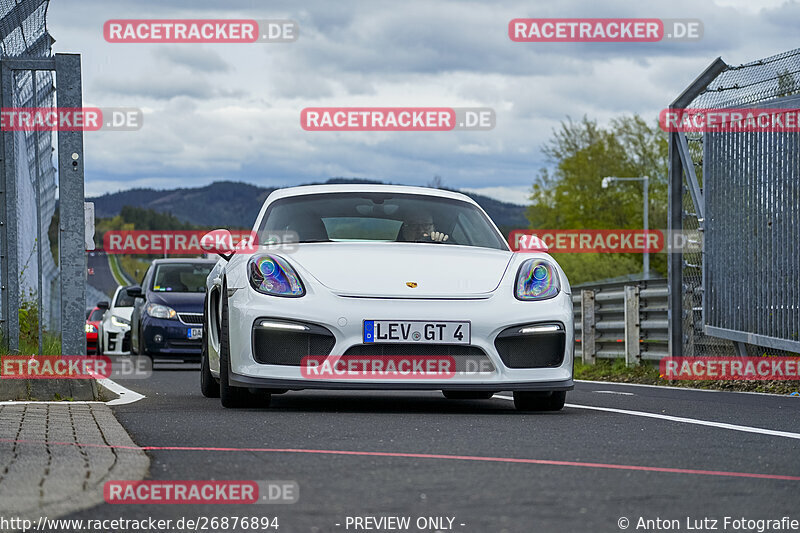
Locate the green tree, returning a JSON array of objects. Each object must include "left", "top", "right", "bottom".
[{"left": 527, "top": 115, "right": 668, "bottom": 285}]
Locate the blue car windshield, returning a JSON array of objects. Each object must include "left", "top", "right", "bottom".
[{"left": 151, "top": 263, "right": 213, "bottom": 293}]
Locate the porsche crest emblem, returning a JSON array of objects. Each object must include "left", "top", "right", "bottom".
[{"left": 406, "top": 281, "right": 418, "bottom": 288}]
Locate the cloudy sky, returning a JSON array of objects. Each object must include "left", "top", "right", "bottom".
[{"left": 46, "top": 0, "right": 799, "bottom": 204}]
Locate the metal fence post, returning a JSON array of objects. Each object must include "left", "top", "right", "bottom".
[
  {"left": 624, "top": 285, "right": 640, "bottom": 366},
  {"left": 581, "top": 289, "right": 596, "bottom": 365},
  {"left": 0, "top": 63, "right": 20, "bottom": 353},
  {"left": 55, "top": 54, "right": 86, "bottom": 356},
  {"left": 667, "top": 130, "right": 684, "bottom": 358}
]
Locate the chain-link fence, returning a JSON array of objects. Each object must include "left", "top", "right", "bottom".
[
  {"left": 2, "top": 0, "right": 87, "bottom": 356},
  {"left": 0, "top": 0, "right": 60, "bottom": 347},
  {"left": 669, "top": 48, "right": 800, "bottom": 357}
]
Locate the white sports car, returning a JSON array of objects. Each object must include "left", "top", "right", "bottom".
[
  {"left": 98, "top": 285, "right": 135, "bottom": 355},
  {"left": 201, "top": 184, "right": 574, "bottom": 410}
]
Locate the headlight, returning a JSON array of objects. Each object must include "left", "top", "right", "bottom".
[
  {"left": 111, "top": 315, "right": 131, "bottom": 327},
  {"left": 515, "top": 259, "right": 560, "bottom": 301},
  {"left": 146, "top": 303, "right": 177, "bottom": 319},
  {"left": 248, "top": 255, "right": 304, "bottom": 297},
  {"left": 85, "top": 323, "right": 96, "bottom": 333}
]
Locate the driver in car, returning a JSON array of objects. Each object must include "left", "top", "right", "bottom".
[{"left": 400, "top": 212, "right": 449, "bottom": 242}]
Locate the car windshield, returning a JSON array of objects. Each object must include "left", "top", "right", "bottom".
[
  {"left": 151, "top": 263, "right": 213, "bottom": 293},
  {"left": 257, "top": 192, "right": 508, "bottom": 250},
  {"left": 114, "top": 288, "right": 136, "bottom": 307},
  {"left": 88, "top": 309, "right": 104, "bottom": 321}
]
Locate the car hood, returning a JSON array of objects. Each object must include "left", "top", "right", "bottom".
[
  {"left": 284, "top": 242, "right": 514, "bottom": 298},
  {"left": 147, "top": 291, "right": 205, "bottom": 312}
]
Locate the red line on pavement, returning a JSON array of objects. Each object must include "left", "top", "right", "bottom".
[{"left": 1, "top": 438, "right": 798, "bottom": 481}]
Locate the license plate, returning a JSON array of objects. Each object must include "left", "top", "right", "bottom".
[
  {"left": 187, "top": 328, "right": 202, "bottom": 340},
  {"left": 363, "top": 320, "right": 470, "bottom": 344}
]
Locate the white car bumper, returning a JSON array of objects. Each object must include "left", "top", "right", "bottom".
[
  {"left": 220, "top": 285, "right": 574, "bottom": 392},
  {"left": 102, "top": 326, "right": 131, "bottom": 355}
]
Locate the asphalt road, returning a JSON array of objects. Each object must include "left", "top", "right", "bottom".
[
  {"left": 87, "top": 251, "right": 119, "bottom": 297},
  {"left": 62, "top": 369, "right": 800, "bottom": 533}
]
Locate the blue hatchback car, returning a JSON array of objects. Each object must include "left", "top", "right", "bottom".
[{"left": 128, "top": 258, "right": 216, "bottom": 361}]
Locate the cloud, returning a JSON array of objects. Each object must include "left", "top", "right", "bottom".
[
  {"left": 157, "top": 46, "right": 233, "bottom": 73},
  {"left": 42, "top": 0, "right": 800, "bottom": 197}
]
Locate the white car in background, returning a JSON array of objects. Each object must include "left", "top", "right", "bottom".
[
  {"left": 98, "top": 285, "right": 135, "bottom": 355},
  {"left": 200, "top": 184, "right": 574, "bottom": 410}
]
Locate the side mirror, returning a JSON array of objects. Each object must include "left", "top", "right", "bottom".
[
  {"left": 126, "top": 286, "right": 144, "bottom": 298},
  {"left": 201, "top": 229, "right": 235, "bottom": 261},
  {"left": 97, "top": 301, "right": 110, "bottom": 310}
]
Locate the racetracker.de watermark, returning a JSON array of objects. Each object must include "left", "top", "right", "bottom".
[
  {"left": 660, "top": 108, "right": 800, "bottom": 132},
  {"left": 660, "top": 357, "right": 800, "bottom": 381},
  {"left": 101, "top": 230, "right": 298, "bottom": 255},
  {"left": 301, "top": 356, "right": 459, "bottom": 379},
  {"left": 0, "top": 355, "right": 152, "bottom": 379},
  {"left": 104, "top": 480, "right": 298, "bottom": 504},
  {"left": 509, "top": 18, "right": 703, "bottom": 42},
  {"left": 104, "top": 19, "right": 298, "bottom": 43},
  {"left": 509, "top": 229, "right": 702, "bottom": 254},
  {"left": 300, "top": 107, "right": 495, "bottom": 131},
  {"left": 0, "top": 107, "right": 142, "bottom": 131}
]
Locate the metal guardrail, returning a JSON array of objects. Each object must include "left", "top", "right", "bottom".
[{"left": 573, "top": 278, "right": 668, "bottom": 365}]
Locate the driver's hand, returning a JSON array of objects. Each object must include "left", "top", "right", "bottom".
[{"left": 430, "top": 231, "right": 449, "bottom": 242}]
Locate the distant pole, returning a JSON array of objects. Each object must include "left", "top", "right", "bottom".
[
  {"left": 601, "top": 175, "right": 650, "bottom": 279},
  {"left": 643, "top": 176, "right": 649, "bottom": 279}
]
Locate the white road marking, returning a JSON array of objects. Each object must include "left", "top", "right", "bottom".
[
  {"left": 496, "top": 395, "right": 800, "bottom": 440},
  {"left": 593, "top": 390, "right": 635, "bottom": 396},
  {"left": 576, "top": 379, "right": 794, "bottom": 398},
  {"left": 0, "top": 377, "right": 145, "bottom": 406},
  {"left": 98, "top": 377, "right": 145, "bottom": 406}
]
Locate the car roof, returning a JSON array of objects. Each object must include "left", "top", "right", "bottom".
[{"left": 266, "top": 184, "right": 480, "bottom": 206}]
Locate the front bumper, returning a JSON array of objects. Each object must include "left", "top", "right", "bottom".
[
  {"left": 142, "top": 315, "right": 203, "bottom": 356},
  {"left": 223, "top": 284, "right": 574, "bottom": 391},
  {"left": 102, "top": 326, "right": 131, "bottom": 355}
]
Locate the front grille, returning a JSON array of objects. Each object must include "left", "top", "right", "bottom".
[
  {"left": 494, "top": 325, "right": 565, "bottom": 368},
  {"left": 343, "top": 344, "right": 493, "bottom": 372},
  {"left": 344, "top": 343, "right": 484, "bottom": 356},
  {"left": 252, "top": 321, "right": 336, "bottom": 365},
  {"left": 179, "top": 313, "right": 203, "bottom": 324},
  {"left": 168, "top": 339, "right": 202, "bottom": 349}
]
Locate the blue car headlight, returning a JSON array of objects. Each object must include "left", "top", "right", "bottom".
[
  {"left": 146, "top": 303, "right": 177, "bottom": 319},
  {"left": 248, "top": 255, "right": 305, "bottom": 297},
  {"left": 515, "top": 259, "right": 560, "bottom": 301}
]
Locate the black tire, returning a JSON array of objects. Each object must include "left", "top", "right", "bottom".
[
  {"left": 200, "top": 293, "right": 220, "bottom": 398},
  {"left": 513, "top": 390, "right": 566, "bottom": 412},
  {"left": 442, "top": 391, "right": 495, "bottom": 400},
  {"left": 219, "top": 280, "right": 257, "bottom": 408}
]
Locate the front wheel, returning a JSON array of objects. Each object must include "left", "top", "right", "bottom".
[
  {"left": 200, "top": 294, "right": 220, "bottom": 398},
  {"left": 200, "top": 337, "right": 220, "bottom": 399},
  {"left": 219, "top": 280, "right": 255, "bottom": 408},
  {"left": 513, "top": 390, "right": 566, "bottom": 412}
]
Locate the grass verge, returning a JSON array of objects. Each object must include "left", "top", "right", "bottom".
[
  {"left": 575, "top": 359, "right": 800, "bottom": 395},
  {"left": 107, "top": 253, "right": 132, "bottom": 286},
  {"left": 118, "top": 255, "right": 152, "bottom": 285}
]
